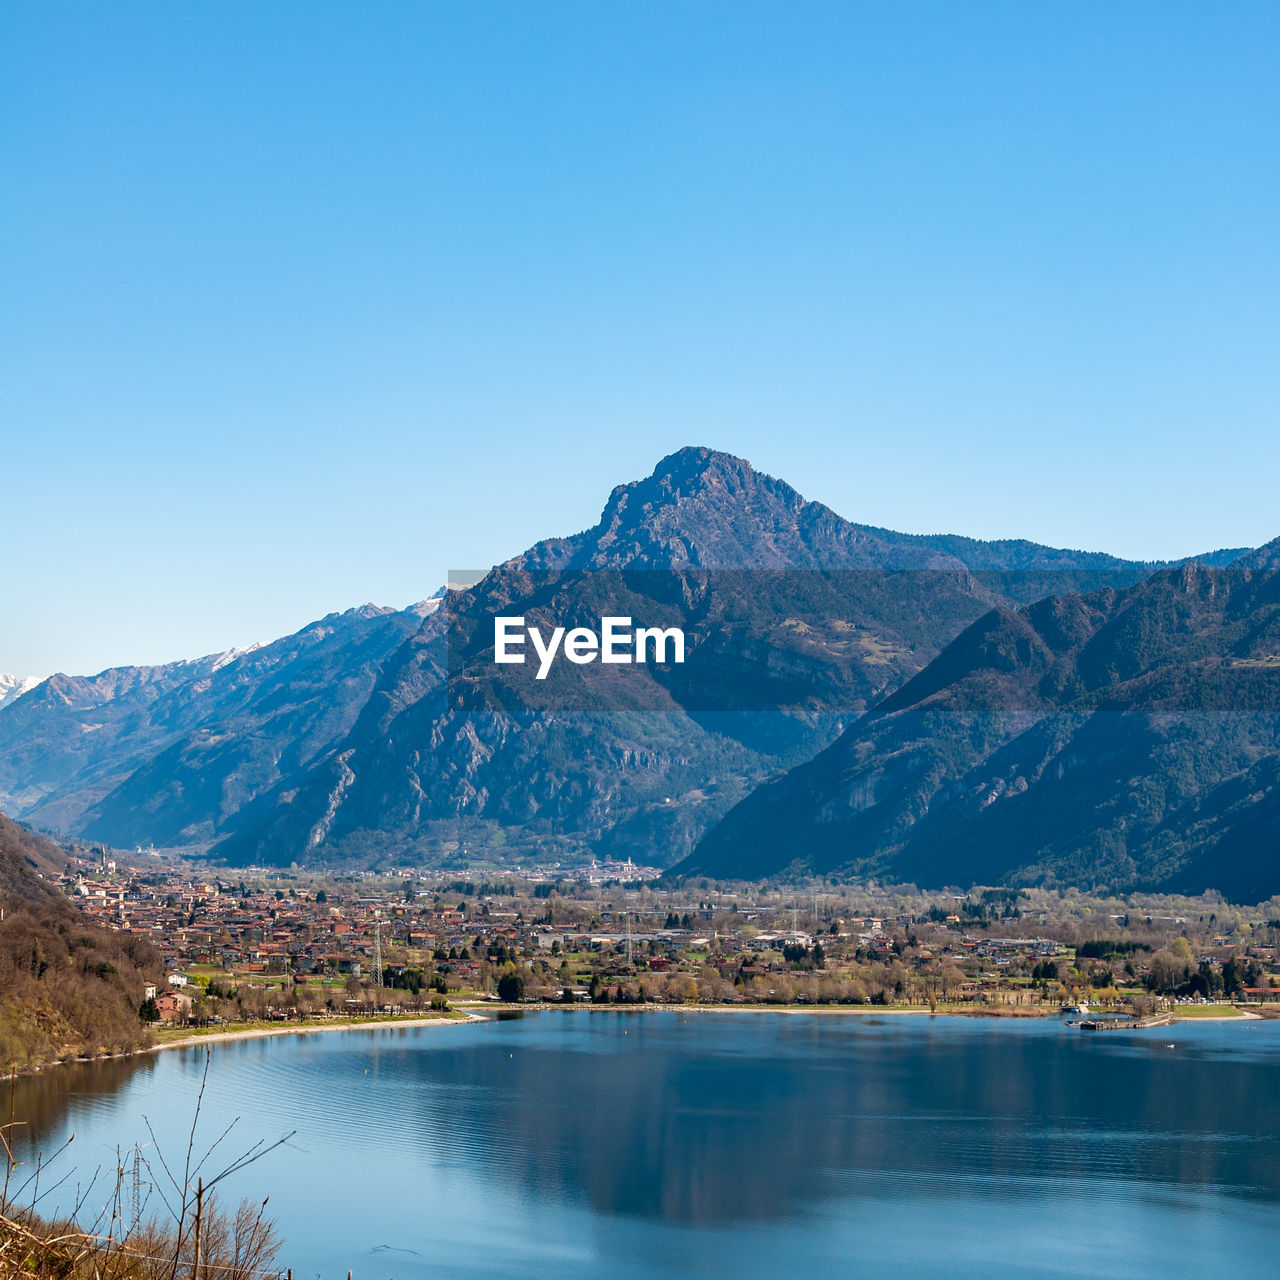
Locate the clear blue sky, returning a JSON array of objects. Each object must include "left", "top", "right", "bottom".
[{"left": 4, "top": 2, "right": 1279, "bottom": 676}]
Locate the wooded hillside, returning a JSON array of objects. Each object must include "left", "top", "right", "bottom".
[{"left": 0, "top": 814, "right": 163, "bottom": 1070}]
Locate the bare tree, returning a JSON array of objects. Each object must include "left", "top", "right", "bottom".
[{"left": 0, "top": 1053, "right": 294, "bottom": 1280}]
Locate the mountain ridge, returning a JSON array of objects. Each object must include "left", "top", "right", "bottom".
[{"left": 0, "top": 602, "right": 436, "bottom": 846}]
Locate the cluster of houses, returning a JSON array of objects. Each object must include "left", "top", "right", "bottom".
[{"left": 55, "top": 850, "right": 1280, "bottom": 1016}]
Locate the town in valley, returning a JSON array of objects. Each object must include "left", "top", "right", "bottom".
[{"left": 63, "top": 845, "right": 1280, "bottom": 1031}]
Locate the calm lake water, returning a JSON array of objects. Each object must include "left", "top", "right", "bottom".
[{"left": 12, "top": 1011, "right": 1280, "bottom": 1279}]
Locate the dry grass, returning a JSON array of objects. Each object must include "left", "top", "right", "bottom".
[
  {"left": 0, "top": 1197, "right": 282, "bottom": 1280},
  {"left": 0, "top": 1054, "right": 288, "bottom": 1280}
]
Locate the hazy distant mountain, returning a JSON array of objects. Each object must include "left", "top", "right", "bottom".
[
  {"left": 676, "top": 559, "right": 1280, "bottom": 901},
  {"left": 0, "top": 603, "right": 436, "bottom": 848},
  {"left": 211, "top": 447, "right": 1220, "bottom": 868},
  {"left": 0, "top": 673, "right": 41, "bottom": 711}
]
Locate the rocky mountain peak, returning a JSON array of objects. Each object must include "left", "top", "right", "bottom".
[
  {"left": 579, "top": 447, "right": 809, "bottom": 568},
  {"left": 516, "top": 446, "right": 896, "bottom": 572}
]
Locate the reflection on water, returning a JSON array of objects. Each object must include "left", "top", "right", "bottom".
[
  {"left": 395, "top": 1013, "right": 1280, "bottom": 1221},
  {"left": 13, "top": 1014, "right": 1280, "bottom": 1279},
  {"left": 7, "top": 1054, "right": 159, "bottom": 1158}
]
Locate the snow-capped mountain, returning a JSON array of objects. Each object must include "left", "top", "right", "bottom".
[{"left": 0, "top": 674, "right": 42, "bottom": 712}]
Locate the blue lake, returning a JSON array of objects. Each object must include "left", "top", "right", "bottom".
[{"left": 13, "top": 1011, "right": 1280, "bottom": 1278}]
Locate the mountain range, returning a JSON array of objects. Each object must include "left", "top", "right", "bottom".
[
  {"left": 677, "top": 544, "right": 1280, "bottom": 900},
  {"left": 212, "top": 448, "right": 1211, "bottom": 870},
  {"left": 2, "top": 446, "right": 1271, "bottom": 898}
]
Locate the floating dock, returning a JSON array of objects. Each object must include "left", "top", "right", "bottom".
[{"left": 1073, "top": 1013, "right": 1173, "bottom": 1031}]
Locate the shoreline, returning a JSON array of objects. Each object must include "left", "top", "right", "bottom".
[
  {"left": 21, "top": 999, "right": 1266, "bottom": 1077},
  {"left": 147, "top": 1011, "right": 485, "bottom": 1055},
  {"left": 462, "top": 1000, "right": 1269, "bottom": 1025},
  {"left": 14, "top": 1012, "right": 484, "bottom": 1077}
]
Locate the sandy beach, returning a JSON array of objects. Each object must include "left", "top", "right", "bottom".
[{"left": 148, "top": 1010, "right": 485, "bottom": 1056}]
